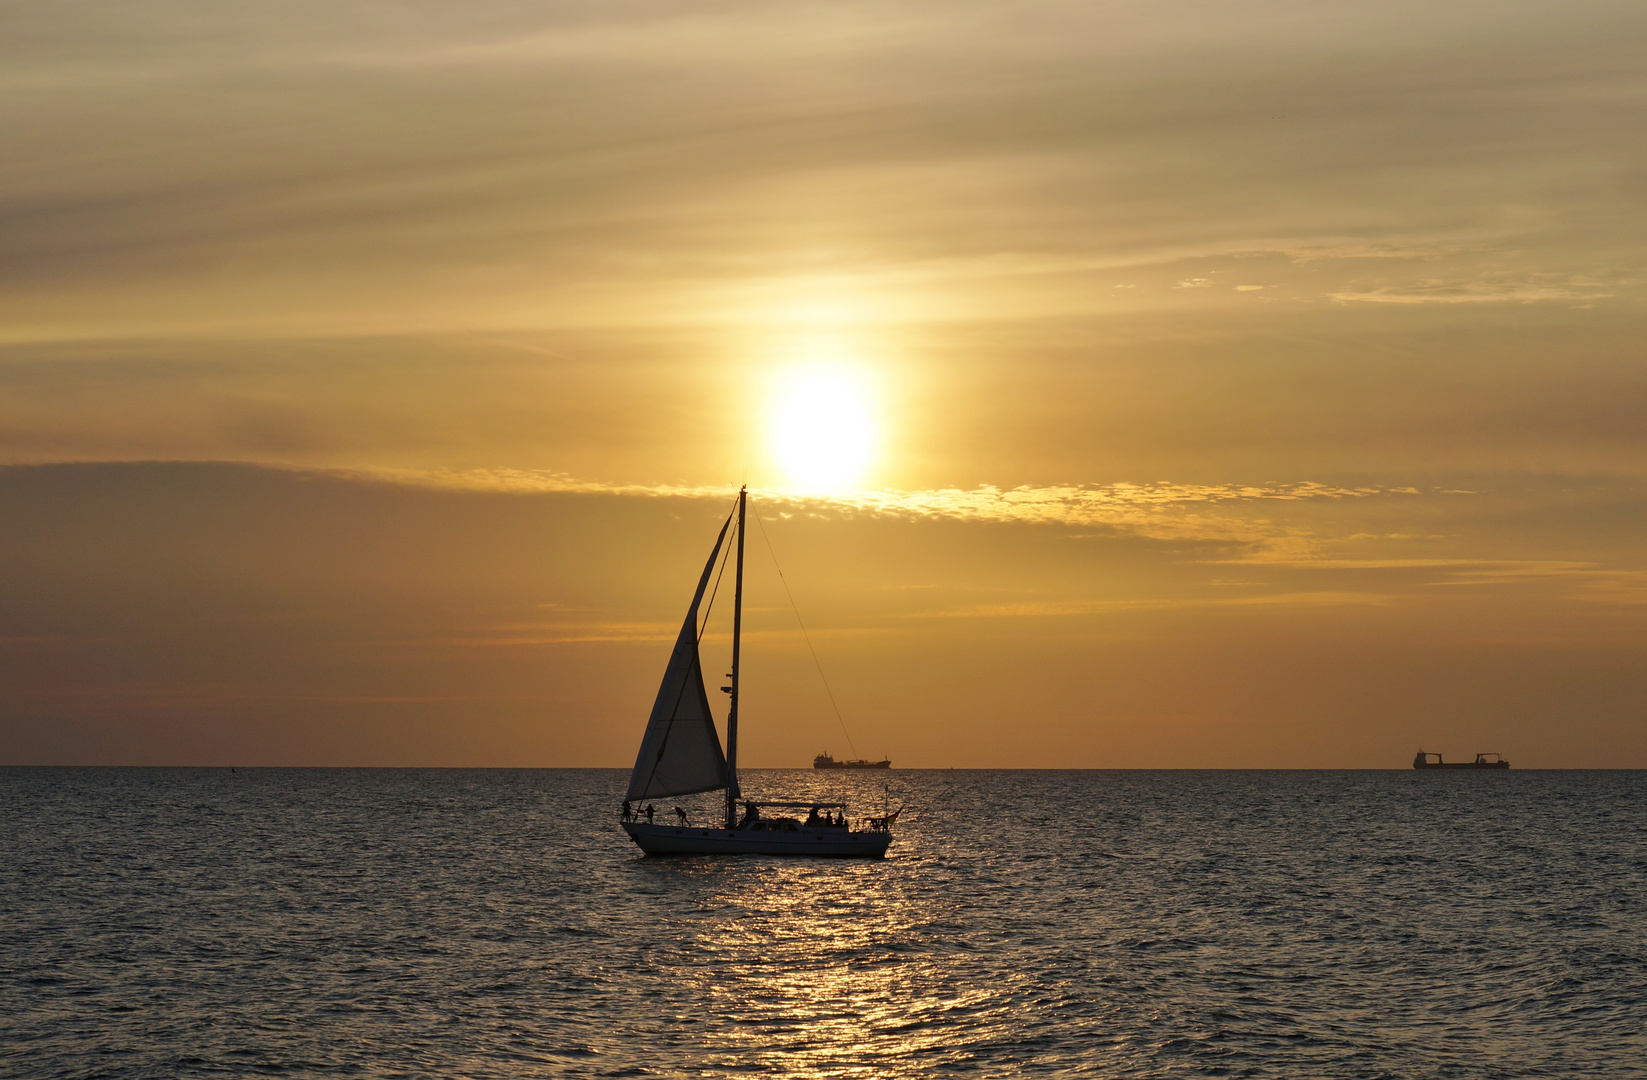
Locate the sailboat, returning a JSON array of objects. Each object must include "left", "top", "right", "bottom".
[{"left": 619, "top": 486, "right": 894, "bottom": 857}]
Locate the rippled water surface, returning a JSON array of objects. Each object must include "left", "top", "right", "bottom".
[{"left": 3, "top": 768, "right": 1645, "bottom": 1078}]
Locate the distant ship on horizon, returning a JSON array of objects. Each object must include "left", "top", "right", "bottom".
[
  {"left": 1413, "top": 750, "right": 1510, "bottom": 770},
  {"left": 814, "top": 752, "right": 891, "bottom": 770}
]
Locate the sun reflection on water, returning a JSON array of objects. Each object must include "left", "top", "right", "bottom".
[
  {"left": 643, "top": 860, "right": 941, "bottom": 1075},
  {"left": 616, "top": 772, "right": 1070, "bottom": 1076}
]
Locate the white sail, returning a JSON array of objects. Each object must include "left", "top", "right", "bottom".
[{"left": 625, "top": 515, "right": 733, "bottom": 802}]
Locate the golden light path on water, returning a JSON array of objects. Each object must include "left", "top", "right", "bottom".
[
  {"left": 6, "top": 768, "right": 1643, "bottom": 1077},
  {"left": 653, "top": 861, "right": 932, "bottom": 1074}
]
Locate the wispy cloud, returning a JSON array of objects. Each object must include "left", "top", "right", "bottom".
[
  {"left": 1439, "top": 563, "right": 1647, "bottom": 604},
  {"left": 1217, "top": 556, "right": 1647, "bottom": 604},
  {"left": 901, "top": 590, "right": 1400, "bottom": 618},
  {"left": 1329, "top": 275, "right": 1618, "bottom": 305},
  {"left": 349, "top": 466, "right": 1422, "bottom": 547},
  {"left": 442, "top": 621, "right": 677, "bottom": 646}
]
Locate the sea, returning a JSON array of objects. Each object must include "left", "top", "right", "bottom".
[{"left": 2, "top": 768, "right": 1643, "bottom": 1079}]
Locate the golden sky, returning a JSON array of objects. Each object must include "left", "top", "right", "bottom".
[{"left": 3, "top": 0, "right": 1645, "bottom": 766}]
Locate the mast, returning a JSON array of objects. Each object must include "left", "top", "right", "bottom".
[{"left": 725, "top": 485, "right": 747, "bottom": 828}]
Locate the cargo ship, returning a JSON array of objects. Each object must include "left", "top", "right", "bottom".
[
  {"left": 1413, "top": 751, "right": 1510, "bottom": 770},
  {"left": 814, "top": 753, "right": 891, "bottom": 770}
]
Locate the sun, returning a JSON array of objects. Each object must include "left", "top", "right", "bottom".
[{"left": 769, "top": 366, "right": 878, "bottom": 492}]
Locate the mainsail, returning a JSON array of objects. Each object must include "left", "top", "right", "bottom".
[{"left": 625, "top": 513, "right": 734, "bottom": 802}]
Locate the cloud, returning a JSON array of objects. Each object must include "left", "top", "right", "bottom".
[
  {"left": 1215, "top": 556, "right": 1647, "bottom": 604},
  {"left": 360, "top": 465, "right": 1408, "bottom": 506},
  {"left": 4, "top": 0, "right": 1644, "bottom": 340},
  {"left": 816, "top": 480, "right": 1414, "bottom": 533},
  {"left": 334, "top": 465, "right": 1429, "bottom": 556},
  {"left": 1329, "top": 276, "right": 1619, "bottom": 305},
  {"left": 1439, "top": 563, "right": 1647, "bottom": 603},
  {"left": 442, "top": 621, "right": 678, "bottom": 646},
  {"left": 901, "top": 590, "right": 1400, "bottom": 618}
]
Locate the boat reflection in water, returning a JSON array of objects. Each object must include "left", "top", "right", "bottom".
[
  {"left": 1413, "top": 751, "right": 1511, "bottom": 770},
  {"left": 620, "top": 487, "right": 895, "bottom": 857}
]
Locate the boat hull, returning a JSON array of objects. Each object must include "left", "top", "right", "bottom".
[
  {"left": 621, "top": 821, "right": 892, "bottom": 857},
  {"left": 1414, "top": 761, "right": 1510, "bottom": 769}
]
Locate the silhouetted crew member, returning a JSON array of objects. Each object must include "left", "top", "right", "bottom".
[
  {"left": 644, "top": 804, "right": 654, "bottom": 824},
  {"left": 675, "top": 806, "right": 690, "bottom": 826},
  {"left": 622, "top": 799, "right": 633, "bottom": 821}
]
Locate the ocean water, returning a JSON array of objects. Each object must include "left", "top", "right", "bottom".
[{"left": 2, "top": 768, "right": 1644, "bottom": 1079}]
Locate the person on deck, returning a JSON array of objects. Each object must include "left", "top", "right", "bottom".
[
  {"left": 622, "top": 800, "right": 633, "bottom": 821},
  {"left": 675, "top": 806, "right": 690, "bottom": 825},
  {"left": 644, "top": 804, "right": 654, "bottom": 824}
]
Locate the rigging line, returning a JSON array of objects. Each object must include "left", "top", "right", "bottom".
[
  {"left": 749, "top": 502, "right": 860, "bottom": 759},
  {"left": 698, "top": 504, "right": 738, "bottom": 645}
]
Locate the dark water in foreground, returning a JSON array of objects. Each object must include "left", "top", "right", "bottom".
[{"left": 2, "top": 769, "right": 1644, "bottom": 1079}]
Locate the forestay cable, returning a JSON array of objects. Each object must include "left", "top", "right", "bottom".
[
  {"left": 698, "top": 499, "right": 738, "bottom": 644},
  {"left": 749, "top": 503, "right": 860, "bottom": 759}
]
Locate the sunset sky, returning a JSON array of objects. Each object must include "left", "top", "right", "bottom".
[{"left": 3, "top": 0, "right": 1645, "bottom": 767}]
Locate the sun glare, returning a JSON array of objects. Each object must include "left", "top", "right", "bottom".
[{"left": 769, "top": 366, "right": 878, "bottom": 492}]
